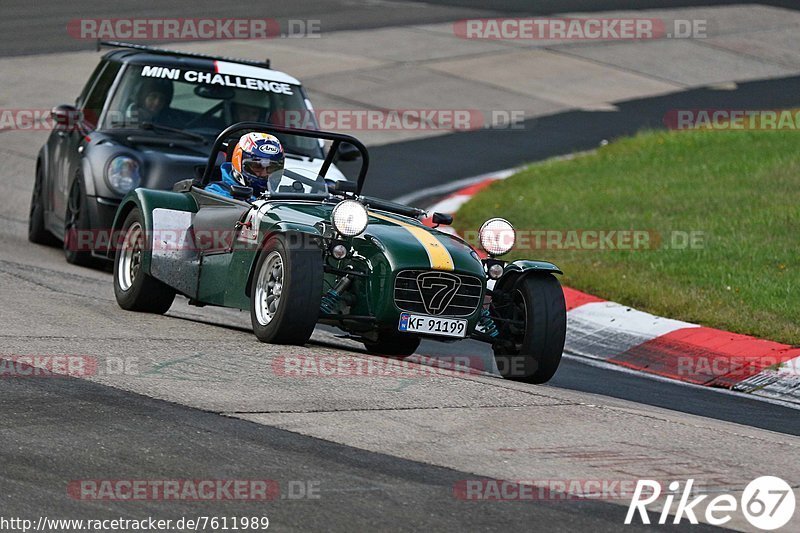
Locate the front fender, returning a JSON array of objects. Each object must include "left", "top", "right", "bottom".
[
  {"left": 107, "top": 188, "right": 198, "bottom": 272},
  {"left": 504, "top": 260, "right": 562, "bottom": 276},
  {"left": 494, "top": 259, "right": 563, "bottom": 292},
  {"left": 241, "top": 223, "right": 324, "bottom": 299}
]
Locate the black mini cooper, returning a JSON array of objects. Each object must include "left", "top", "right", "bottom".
[{"left": 29, "top": 41, "right": 350, "bottom": 265}]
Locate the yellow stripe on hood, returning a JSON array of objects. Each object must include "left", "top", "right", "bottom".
[{"left": 370, "top": 212, "right": 455, "bottom": 271}]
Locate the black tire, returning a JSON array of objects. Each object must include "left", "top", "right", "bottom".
[
  {"left": 113, "top": 208, "right": 176, "bottom": 314},
  {"left": 363, "top": 330, "right": 421, "bottom": 357},
  {"left": 63, "top": 175, "right": 95, "bottom": 266},
  {"left": 250, "top": 234, "right": 323, "bottom": 345},
  {"left": 28, "top": 165, "right": 58, "bottom": 246},
  {"left": 492, "top": 274, "right": 566, "bottom": 384}
]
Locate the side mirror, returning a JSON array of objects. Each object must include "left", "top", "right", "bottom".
[
  {"left": 432, "top": 212, "right": 453, "bottom": 226},
  {"left": 335, "top": 142, "right": 361, "bottom": 162},
  {"left": 230, "top": 184, "right": 253, "bottom": 201},
  {"left": 51, "top": 104, "right": 82, "bottom": 131}
]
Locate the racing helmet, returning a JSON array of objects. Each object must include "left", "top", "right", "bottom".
[{"left": 231, "top": 132, "right": 285, "bottom": 196}]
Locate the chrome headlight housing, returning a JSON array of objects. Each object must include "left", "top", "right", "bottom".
[
  {"left": 479, "top": 218, "right": 515, "bottom": 256},
  {"left": 331, "top": 199, "right": 368, "bottom": 237},
  {"left": 105, "top": 155, "right": 141, "bottom": 195}
]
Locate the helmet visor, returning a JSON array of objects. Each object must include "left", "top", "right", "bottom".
[{"left": 242, "top": 156, "right": 283, "bottom": 179}]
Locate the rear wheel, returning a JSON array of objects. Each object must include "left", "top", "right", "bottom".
[
  {"left": 492, "top": 274, "right": 566, "bottom": 384},
  {"left": 63, "top": 176, "right": 94, "bottom": 266},
  {"left": 28, "top": 165, "right": 58, "bottom": 246},
  {"left": 363, "top": 330, "right": 421, "bottom": 356},
  {"left": 250, "top": 234, "right": 323, "bottom": 345},
  {"left": 113, "top": 208, "right": 175, "bottom": 314}
]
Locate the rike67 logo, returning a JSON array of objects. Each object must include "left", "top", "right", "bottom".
[{"left": 626, "top": 477, "right": 795, "bottom": 530}]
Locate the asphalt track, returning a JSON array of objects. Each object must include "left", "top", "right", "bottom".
[
  {"left": 2, "top": 364, "right": 728, "bottom": 532},
  {"left": 416, "top": 337, "right": 800, "bottom": 436},
  {"left": 355, "top": 74, "right": 800, "bottom": 199},
  {"left": 5, "top": 0, "right": 799, "bottom": 57},
  {"left": 2, "top": 2, "right": 800, "bottom": 531}
]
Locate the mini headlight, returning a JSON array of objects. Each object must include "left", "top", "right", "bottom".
[
  {"left": 331, "top": 200, "right": 368, "bottom": 237},
  {"left": 479, "top": 218, "right": 515, "bottom": 256},
  {"left": 106, "top": 155, "right": 141, "bottom": 195}
]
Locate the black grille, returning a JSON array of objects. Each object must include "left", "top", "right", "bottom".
[{"left": 394, "top": 270, "right": 483, "bottom": 317}]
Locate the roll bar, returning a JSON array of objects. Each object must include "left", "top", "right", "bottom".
[{"left": 200, "top": 122, "right": 370, "bottom": 194}]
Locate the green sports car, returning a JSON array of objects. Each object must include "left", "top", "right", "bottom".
[{"left": 109, "top": 123, "right": 567, "bottom": 383}]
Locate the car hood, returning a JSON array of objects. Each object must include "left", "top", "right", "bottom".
[{"left": 259, "top": 202, "right": 484, "bottom": 276}]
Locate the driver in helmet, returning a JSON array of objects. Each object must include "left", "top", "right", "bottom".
[{"left": 205, "top": 132, "right": 284, "bottom": 200}]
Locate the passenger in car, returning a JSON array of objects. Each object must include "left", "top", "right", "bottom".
[{"left": 134, "top": 78, "right": 181, "bottom": 126}]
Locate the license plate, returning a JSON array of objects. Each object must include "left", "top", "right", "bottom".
[{"left": 398, "top": 313, "right": 467, "bottom": 338}]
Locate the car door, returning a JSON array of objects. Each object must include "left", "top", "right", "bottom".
[
  {"left": 51, "top": 60, "right": 121, "bottom": 232},
  {"left": 189, "top": 187, "right": 252, "bottom": 306},
  {"left": 44, "top": 61, "right": 101, "bottom": 231}
]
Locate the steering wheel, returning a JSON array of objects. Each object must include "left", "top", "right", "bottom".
[
  {"left": 287, "top": 170, "right": 327, "bottom": 190},
  {"left": 184, "top": 102, "right": 224, "bottom": 129}
]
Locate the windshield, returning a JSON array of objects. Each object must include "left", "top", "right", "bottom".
[
  {"left": 103, "top": 64, "right": 323, "bottom": 158},
  {"left": 265, "top": 168, "right": 329, "bottom": 196}
]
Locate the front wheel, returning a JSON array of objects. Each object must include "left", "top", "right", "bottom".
[
  {"left": 113, "top": 208, "right": 176, "bottom": 314},
  {"left": 250, "top": 234, "right": 323, "bottom": 345},
  {"left": 492, "top": 274, "right": 566, "bottom": 384},
  {"left": 63, "top": 176, "right": 94, "bottom": 266},
  {"left": 28, "top": 165, "right": 58, "bottom": 246}
]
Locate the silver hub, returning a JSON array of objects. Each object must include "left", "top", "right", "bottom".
[
  {"left": 117, "top": 221, "right": 143, "bottom": 292},
  {"left": 254, "top": 251, "right": 284, "bottom": 326}
]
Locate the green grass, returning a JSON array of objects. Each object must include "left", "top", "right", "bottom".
[{"left": 455, "top": 129, "right": 800, "bottom": 344}]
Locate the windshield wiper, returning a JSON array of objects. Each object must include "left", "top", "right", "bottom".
[{"left": 141, "top": 122, "right": 207, "bottom": 144}]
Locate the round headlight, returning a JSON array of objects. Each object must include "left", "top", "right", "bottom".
[
  {"left": 106, "top": 155, "right": 141, "bottom": 195},
  {"left": 479, "top": 218, "right": 515, "bottom": 256},
  {"left": 331, "top": 200, "right": 368, "bottom": 237}
]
